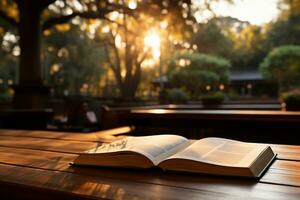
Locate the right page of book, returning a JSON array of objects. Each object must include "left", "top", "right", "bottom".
[{"left": 168, "top": 137, "right": 267, "bottom": 167}]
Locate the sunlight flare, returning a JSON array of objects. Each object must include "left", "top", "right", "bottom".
[
  {"left": 144, "top": 30, "right": 161, "bottom": 60},
  {"left": 128, "top": 0, "right": 137, "bottom": 9},
  {"left": 144, "top": 30, "right": 160, "bottom": 49}
]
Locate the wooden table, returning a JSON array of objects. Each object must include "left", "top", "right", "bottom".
[{"left": 0, "top": 127, "right": 300, "bottom": 199}]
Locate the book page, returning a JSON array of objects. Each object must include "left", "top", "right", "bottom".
[
  {"left": 168, "top": 137, "right": 266, "bottom": 167},
  {"left": 86, "top": 135, "right": 189, "bottom": 164}
]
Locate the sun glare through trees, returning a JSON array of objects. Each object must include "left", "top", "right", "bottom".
[{"left": 0, "top": 0, "right": 300, "bottom": 109}]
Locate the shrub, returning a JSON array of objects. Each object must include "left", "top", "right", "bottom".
[
  {"left": 260, "top": 45, "right": 300, "bottom": 91},
  {"left": 280, "top": 89, "right": 300, "bottom": 111},
  {"left": 201, "top": 91, "right": 225, "bottom": 105},
  {"left": 168, "top": 52, "right": 231, "bottom": 99},
  {"left": 167, "top": 88, "right": 189, "bottom": 104},
  {"left": 280, "top": 89, "right": 300, "bottom": 102}
]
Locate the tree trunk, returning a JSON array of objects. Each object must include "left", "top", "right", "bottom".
[
  {"left": 13, "top": 1, "right": 50, "bottom": 109},
  {"left": 119, "top": 71, "right": 140, "bottom": 100},
  {"left": 120, "top": 84, "right": 136, "bottom": 100}
]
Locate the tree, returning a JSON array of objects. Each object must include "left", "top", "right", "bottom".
[
  {"left": 0, "top": 13, "right": 18, "bottom": 99},
  {"left": 168, "top": 52, "right": 231, "bottom": 98},
  {"left": 191, "top": 18, "right": 234, "bottom": 59},
  {"left": 278, "top": 0, "right": 300, "bottom": 19},
  {"left": 44, "top": 24, "right": 106, "bottom": 96},
  {"left": 0, "top": 50, "right": 18, "bottom": 99},
  {"left": 192, "top": 17, "right": 267, "bottom": 71},
  {"left": 94, "top": 0, "right": 197, "bottom": 99},
  {"left": 0, "top": 0, "right": 198, "bottom": 105},
  {"left": 264, "top": 16, "right": 300, "bottom": 50},
  {"left": 263, "top": 0, "right": 300, "bottom": 50},
  {"left": 231, "top": 24, "right": 266, "bottom": 70},
  {"left": 0, "top": 0, "right": 236, "bottom": 104},
  {"left": 97, "top": 17, "right": 149, "bottom": 99},
  {"left": 0, "top": 0, "right": 137, "bottom": 108},
  {"left": 260, "top": 45, "right": 300, "bottom": 92}
]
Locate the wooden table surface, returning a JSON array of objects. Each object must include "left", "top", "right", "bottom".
[{"left": 0, "top": 127, "right": 300, "bottom": 200}]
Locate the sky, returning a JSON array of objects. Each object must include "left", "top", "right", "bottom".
[{"left": 195, "top": 0, "right": 280, "bottom": 25}]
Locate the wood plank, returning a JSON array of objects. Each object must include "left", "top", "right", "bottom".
[
  {"left": 271, "top": 160, "right": 300, "bottom": 173},
  {"left": 0, "top": 146, "right": 300, "bottom": 188},
  {"left": 0, "top": 134, "right": 299, "bottom": 162},
  {"left": 270, "top": 144, "right": 300, "bottom": 161},
  {"left": 2, "top": 163, "right": 300, "bottom": 200},
  {"left": 1, "top": 129, "right": 300, "bottom": 161},
  {"left": 261, "top": 160, "right": 300, "bottom": 186},
  {"left": 0, "top": 163, "right": 223, "bottom": 200},
  {"left": 0, "top": 126, "right": 132, "bottom": 142},
  {"left": 0, "top": 135, "right": 98, "bottom": 153},
  {"left": 0, "top": 146, "right": 77, "bottom": 170}
]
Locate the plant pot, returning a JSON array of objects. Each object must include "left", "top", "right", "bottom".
[{"left": 281, "top": 100, "right": 300, "bottom": 111}]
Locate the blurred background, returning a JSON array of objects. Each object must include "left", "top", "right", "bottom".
[{"left": 0, "top": 0, "right": 300, "bottom": 131}]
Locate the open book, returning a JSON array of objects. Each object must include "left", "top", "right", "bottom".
[{"left": 73, "top": 135, "right": 276, "bottom": 178}]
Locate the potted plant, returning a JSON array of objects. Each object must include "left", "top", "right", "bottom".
[
  {"left": 280, "top": 89, "right": 300, "bottom": 111},
  {"left": 201, "top": 91, "right": 225, "bottom": 106}
]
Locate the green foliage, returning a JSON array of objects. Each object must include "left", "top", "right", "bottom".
[
  {"left": 278, "top": 0, "right": 300, "bottom": 19},
  {"left": 232, "top": 24, "right": 267, "bottom": 70},
  {"left": 1, "top": 0, "right": 300, "bottom": 102},
  {"left": 168, "top": 52, "right": 231, "bottom": 99},
  {"left": 280, "top": 89, "right": 300, "bottom": 102},
  {"left": 280, "top": 88, "right": 300, "bottom": 110},
  {"left": 0, "top": 92, "right": 12, "bottom": 102},
  {"left": 167, "top": 88, "right": 189, "bottom": 104},
  {"left": 0, "top": 51, "right": 17, "bottom": 81},
  {"left": 263, "top": 0, "right": 300, "bottom": 59},
  {"left": 44, "top": 24, "right": 106, "bottom": 96},
  {"left": 201, "top": 91, "right": 225, "bottom": 105},
  {"left": 192, "top": 19, "right": 234, "bottom": 59},
  {"left": 0, "top": 44, "right": 18, "bottom": 94},
  {"left": 193, "top": 17, "right": 266, "bottom": 71},
  {"left": 260, "top": 45, "right": 300, "bottom": 91},
  {"left": 264, "top": 16, "right": 300, "bottom": 50}
]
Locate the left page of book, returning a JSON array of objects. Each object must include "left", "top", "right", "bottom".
[{"left": 85, "top": 134, "right": 189, "bottom": 165}]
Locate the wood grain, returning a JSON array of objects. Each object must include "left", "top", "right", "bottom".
[
  {"left": 1, "top": 129, "right": 300, "bottom": 199},
  {"left": 0, "top": 132, "right": 300, "bottom": 161},
  {"left": 270, "top": 144, "right": 300, "bottom": 161},
  {"left": 0, "top": 135, "right": 99, "bottom": 153},
  {"left": 0, "top": 146, "right": 299, "bottom": 188},
  {"left": 2, "top": 163, "right": 300, "bottom": 200},
  {"left": 0, "top": 126, "right": 132, "bottom": 142}
]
